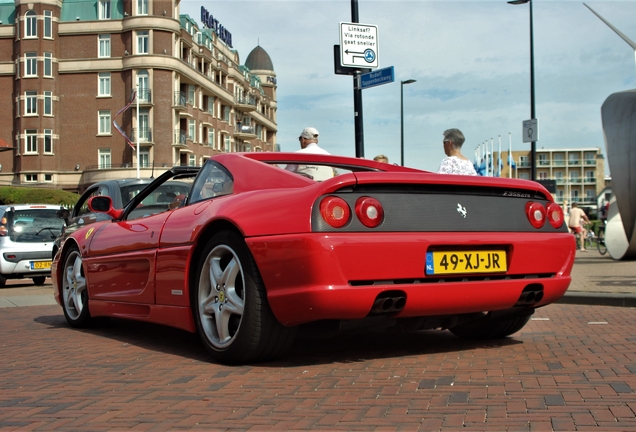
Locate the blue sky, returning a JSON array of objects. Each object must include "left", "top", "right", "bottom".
[{"left": 180, "top": 1, "right": 636, "bottom": 173}]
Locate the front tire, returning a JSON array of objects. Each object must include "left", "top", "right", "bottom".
[
  {"left": 450, "top": 309, "right": 533, "bottom": 340},
  {"left": 192, "top": 231, "right": 296, "bottom": 364},
  {"left": 61, "top": 246, "right": 92, "bottom": 327}
]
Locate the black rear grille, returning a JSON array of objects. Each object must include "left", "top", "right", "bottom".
[{"left": 349, "top": 273, "right": 555, "bottom": 286}]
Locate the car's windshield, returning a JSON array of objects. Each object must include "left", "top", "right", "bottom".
[{"left": 7, "top": 209, "right": 64, "bottom": 242}]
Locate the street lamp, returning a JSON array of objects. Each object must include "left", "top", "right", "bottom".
[
  {"left": 400, "top": 79, "right": 416, "bottom": 166},
  {"left": 508, "top": 0, "right": 536, "bottom": 181}
]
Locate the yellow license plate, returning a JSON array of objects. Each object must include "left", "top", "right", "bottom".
[
  {"left": 31, "top": 261, "right": 51, "bottom": 270},
  {"left": 425, "top": 250, "right": 507, "bottom": 275}
]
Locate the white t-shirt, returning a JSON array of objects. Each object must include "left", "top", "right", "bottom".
[
  {"left": 438, "top": 156, "right": 477, "bottom": 175},
  {"left": 289, "top": 143, "right": 334, "bottom": 181}
]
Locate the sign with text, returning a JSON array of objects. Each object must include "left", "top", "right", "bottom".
[
  {"left": 339, "top": 22, "right": 379, "bottom": 68},
  {"left": 360, "top": 66, "right": 394, "bottom": 89}
]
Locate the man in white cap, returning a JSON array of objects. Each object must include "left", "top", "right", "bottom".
[
  {"left": 297, "top": 127, "right": 329, "bottom": 154},
  {"left": 288, "top": 127, "right": 334, "bottom": 180}
]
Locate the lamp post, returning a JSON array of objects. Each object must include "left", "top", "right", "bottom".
[
  {"left": 508, "top": 0, "right": 536, "bottom": 181},
  {"left": 400, "top": 79, "right": 416, "bottom": 166}
]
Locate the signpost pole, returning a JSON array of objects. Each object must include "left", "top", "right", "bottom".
[{"left": 351, "top": 0, "right": 364, "bottom": 158}]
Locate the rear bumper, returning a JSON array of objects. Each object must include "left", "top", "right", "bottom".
[{"left": 247, "top": 232, "right": 575, "bottom": 326}]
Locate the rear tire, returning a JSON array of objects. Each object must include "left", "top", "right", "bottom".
[
  {"left": 192, "top": 231, "right": 296, "bottom": 364},
  {"left": 0, "top": 275, "right": 6, "bottom": 288},
  {"left": 32, "top": 276, "right": 46, "bottom": 286},
  {"left": 61, "top": 246, "right": 92, "bottom": 328},
  {"left": 450, "top": 309, "right": 533, "bottom": 340}
]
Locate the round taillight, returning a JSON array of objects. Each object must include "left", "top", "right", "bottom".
[
  {"left": 355, "top": 197, "right": 384, "bottom": 228},
  {"left": 319, "top": 196, "right": 351, "bottom": 228},
  {"left": 526, "top": 201, "right": 546, "bottom": 229},
  {"left": 546, "top": 202, "right": 564, "bottom": 229}
]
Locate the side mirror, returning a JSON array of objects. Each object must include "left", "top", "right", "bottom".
[{"left": 87, "top": 196, "right": 124, "bottom": 220}]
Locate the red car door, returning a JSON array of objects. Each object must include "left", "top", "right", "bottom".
[{"left": 85, "top": 211, "right": 171, "bottom": 304}]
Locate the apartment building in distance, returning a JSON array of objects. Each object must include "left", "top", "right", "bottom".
[
  {"left": 495, "top": 148, "right": 606, "bottom": 208},
  {"left": 0, "top": 0, "right": 278, "bottom": 192}
]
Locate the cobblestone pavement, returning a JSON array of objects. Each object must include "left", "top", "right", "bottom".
[{"left": 1, "top": 303, "right": 635, "bottom": 430}]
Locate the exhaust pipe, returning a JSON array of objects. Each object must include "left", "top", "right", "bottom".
[
  {"left": 370, "top": 292, "right": 406, "bottom": 314},
  {"left": 515, "top": 283, "right": 544, "bottom": 306}
]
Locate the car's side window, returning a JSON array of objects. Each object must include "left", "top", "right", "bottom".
[
  {"left": 189, "top": 162, "right": 234, "bottom": 205},
  {"left": 126, "top": 179, "right": 195, "bottom": 221}
]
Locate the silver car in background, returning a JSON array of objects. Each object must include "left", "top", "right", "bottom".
[{"left": 0, "top": 204, "right": 64, "bottom": 286}]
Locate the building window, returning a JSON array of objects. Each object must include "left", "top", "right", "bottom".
[
  {"left": 223, "top": 106, "right": 230, "bottom": 122},
  {"left": 98, "top": 111, "right": 111, "bottom": 135},
  {"left": 98, "top": 72, "right": 111, "bottom": 96},
  {"left": 136, "top": 31, "right": 149, "bottom": 55},
  {"left": 136, "top": 70, "right": 149, "bottom": 101},
  {"left": 98, "top": 34, "right": 111, "bottom": 58},
  {"left": 224, "top": 135, "right": 231, "bottom": 152},
  {"left": 25, "top": 91, "right": 37, "bottom": 115},
  {"left": 25, "top": 174, "right": 38, "bottom": 183},
  {"left": 187, "top": 85, "right": 195, "bottom": 105},
  {"left": 99, "top": 149, "right": 111, "bottom": 169},
  {"left": 138, "top": 109, "right": 149, "bottom": 141},
  {"left": 44, "top": 129, "right": 53, "bottom": 153},
  {"left": 24, "top": 53, "right": 37, "bottom": 77},
  {"left": 44, "top": 91, "right": 53, "bottom": 115},
  {"left": 207, "top": 96, "right": 215, "bottom": 115},
  {"left": 25, "top": 10, "right": 37, "bottom": 38},
  {"left": 98, "top": 0, "right": 111, "bottom": 20},
  {"left": 44, "top": 11, "right": 52, "bottom": 38},
  {"left": 208, "top": 128, "right": 215, "bottom": 148},
  {"left": 25, "top": 130, "right": 38, "bottom": 154},
  {"left": 44, "top": 174, "right": 53, "bottom": 182},
  {"left": 188, "top": 120, "right": 195, "bottom": 141},
  {"left": 137, "top": 0, "right": 148, "bottom": 15},
  {"left": 43, "top": 52, "right": 53, "bottom": 77},
  {"left": 188, "top": 154, "right": 196, "bottom": 166},
  {"left": 139, "top": 149, "right": 149, "bottom": 167}
]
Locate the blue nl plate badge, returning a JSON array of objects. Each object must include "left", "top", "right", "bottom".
[{"left": 425, "top": 252, "right": 434, "bottom": 275}]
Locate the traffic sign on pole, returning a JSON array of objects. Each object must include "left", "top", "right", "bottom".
[
  {"left": 360, "top": 66, "right": 394, "bottom": 89},
  {"left": 340, "top": 22, "right": 379, "bottom": 68},
  {"left": 522, "top": 119, "right": 539, "bottom": 143}
]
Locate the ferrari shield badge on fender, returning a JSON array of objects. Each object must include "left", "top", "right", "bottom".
[
  {"left": 457, "top": 203, "right": 467, "bottom": 218},
  {"left": 85, "top": 227, "right": 94, "bottom": 240}
]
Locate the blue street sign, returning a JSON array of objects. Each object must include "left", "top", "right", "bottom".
[{"left": 360, "top": 66, "right": 394, "bottom": 90}]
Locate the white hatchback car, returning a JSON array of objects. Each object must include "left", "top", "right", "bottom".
[{"left": 0, "top": 204, "right": 64, "bottom": 286}]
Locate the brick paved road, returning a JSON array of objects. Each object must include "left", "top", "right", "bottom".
[{"left": 1, "top": 303, "right": 635, "bottom": 430}]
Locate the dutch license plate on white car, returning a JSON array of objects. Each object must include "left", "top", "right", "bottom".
[
  {"left": 30, "top": 261, "right": 52, "bottom": 270},
  {"left": 425, "top": 250, "right": 507, "bottom": 275}
]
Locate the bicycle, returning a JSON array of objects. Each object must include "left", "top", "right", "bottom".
[
  {"left": 597, "top": 221, "right": 607, "bottom": 255},
  {"left": 573, "top": 223, "right": 594, "bottom": 251}
]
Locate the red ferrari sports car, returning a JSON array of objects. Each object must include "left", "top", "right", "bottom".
[{"left": 52, "top": 152, "right": 575, "bottom": 364}]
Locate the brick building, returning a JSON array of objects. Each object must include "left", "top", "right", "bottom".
[{"left": 0, "top": 0, "right": 278, "bottom": 191}]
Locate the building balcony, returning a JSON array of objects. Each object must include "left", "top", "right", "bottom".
[
  {"left": 568, "top": 159, "right": 581, "bottom": 166},
  {"left": 538, "top": 160, "right": 550, "bottom": 166},
  {"left": 234, "top": 124, "right": 257, "bottom": 139},
  {"left": 517, "top": 161, "right": 531, "bottom": 167},
  {"left": 569, "top": 177, "right": 582, "bottom": 184},
  {"left": 553, "top": 160, "right": 566, "bottom": 166},
  {"left": 173, "top": 130, "right": 189, "bottom": 148},
  {"left": 584, "top": 177, "right": 596, "bottom": 183},
  {"left": 234, "top": 96, "right": 257, "bottom": 112},
  {"left": 174, "top": 91, "right": 187, "bottom": 109},
  {"left": 132, "top": 128, "right": 153, "bottom": 143},
  {"left": 584, "top": 159, "right": 596, "bottom": 166},
  {"left": 136, "top": 89, "right": 152, "bottom": 104}
]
